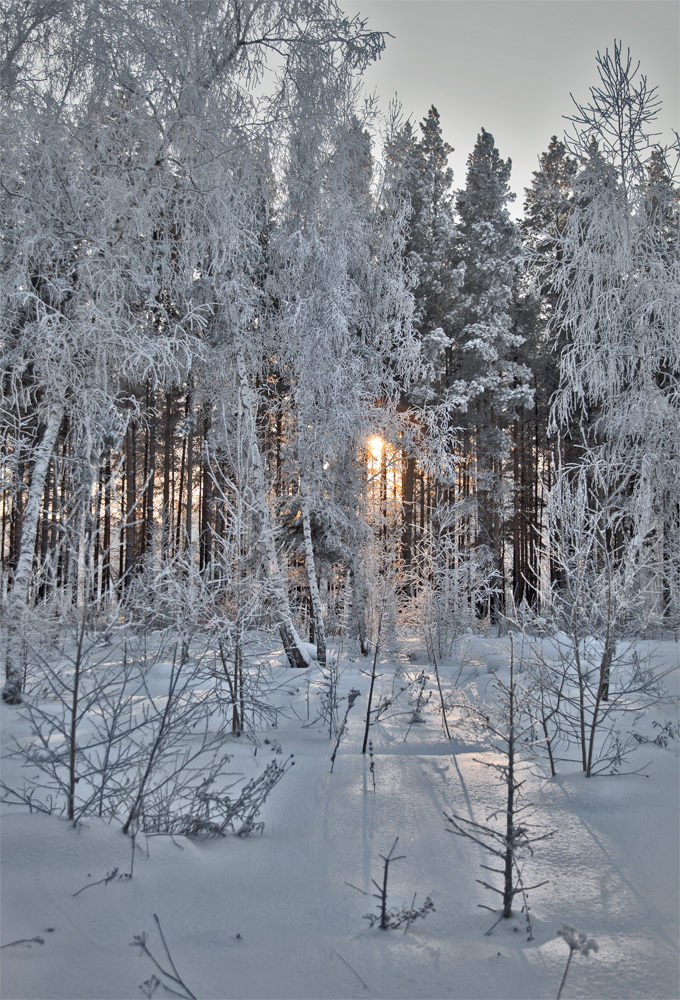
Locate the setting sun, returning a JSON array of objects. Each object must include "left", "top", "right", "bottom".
[{"left": 367, "top": 435, "right": 384, "bottom": 463}]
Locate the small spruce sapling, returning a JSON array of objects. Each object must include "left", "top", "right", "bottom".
[
  {"left": 364, "top": 837, "right": 434, "bottom": 930},
  {"left": 445, "top": 637, "right": 554, "bottom": 928},
  {"left": 147, "top": 754, "right": 295, "bottom": 837},
  {"left": 319, "top": 654, "right": 342, "bottom": 739},
  {"left": 632, "top": 718, "right": 680, "bottom": 747}
]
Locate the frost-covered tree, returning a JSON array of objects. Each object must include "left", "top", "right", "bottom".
[
  {"left": 531, "top": 462, "right": 668, "bottom": 777},
  {"left": 445, "top": 640, "right": 553, "bottom": 920},
  {"left": 266, "top": 104, "right": 373, "bottom": 666},
  {"left": 548, "top": 42, "right": 680, "bottom": 627},
  {"left": 264, "top": 74, "right": 419, "bottom": 661},
  {"left": 1, "top": 81, "right": 199, "bottom": 702},
  {"left": 1, "top": 0, "right": 388, "bottom": 699},
  {"left": 524, "top": 137, "right": 578, "bottom": 250}
]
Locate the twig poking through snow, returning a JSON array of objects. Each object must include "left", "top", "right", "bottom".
[
  {"left": 0, "top": 936, "right": 45, "bottom": 949},
  {"left": 72, "top": 867, "right": 129, "bottom": 897},
  {"left": 556, "top": 925, "right": 598, "bottom": 1000},
  {"left": 330, "top": 688, "right": 360, "bottom": 773},
  {"left": 131, "top": 913, "right": 197, "bottom": 1000},
  {"left": 331, "top": 947, "right": 368, "bottom": 990}
]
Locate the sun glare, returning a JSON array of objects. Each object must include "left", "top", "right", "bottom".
[
  {"left": 368, "top": 435, "right": 384, "bottom": 463},
  {"left": 366, "top": 434, "right": 401, "bottom": 506}
]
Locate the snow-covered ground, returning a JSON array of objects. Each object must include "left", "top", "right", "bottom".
[{"left": 2, "top": 633, "right": 678, "bottom": 1000}]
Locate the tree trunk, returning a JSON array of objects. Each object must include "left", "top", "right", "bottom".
[
  {"left": 301, "top": 491, "right": 326, "bottom": 666},
  {"left": 3, "top": 403, "right": 65, "bottom": 703},
  {"left": 184, "top": 404, "right": 194, "bottom": 555},
  {"left": 143, "top": 385, "right": 156, "bottom": 563},
  {"left": 237, "top": 356, "right": 308, "bottom": 668},
  {"left": 124, "top": 421, "right": 137, "bottom": 586},
  {"left": 174, "top": 394, "right": 189, "bottom": 557},
  {"left": 350, "top": 546, "right": 370, "bottom": 657},
  {"left": 199, "top": 403, "right": 212, "bottom": 573},
  {"left": 102, "top": 455, "right": 112, "bottom": 596},
  {"left": 512, "top": 418, "right": 522, "bottom": 608},
  {"left": 503, "top": 644, "right": 516, "bottom": 918},
  {"left": 90, "top": 463, "right": 103, "bottom": 603},
  {"left": 401, "top": 451, "right": 415, "bottom": 594},
  {"left": 37, "top": 458, "right": 54, "bottom": 602}
]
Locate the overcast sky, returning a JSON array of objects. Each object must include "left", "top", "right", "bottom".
[{"left": 340, "top": 0, "right": 679, "bottom": 215}]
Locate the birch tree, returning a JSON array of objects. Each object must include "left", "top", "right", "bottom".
[
  {"left": 263, "top": 61, "right": 419, "bottom": 661},
  {"left": 549, "top": 42, "right": 680, "bottom": 627},
  {"left": 1, "top": 86, "right": 197, "bottom": 701}
]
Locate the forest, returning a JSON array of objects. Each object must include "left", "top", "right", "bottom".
[
  {"left": 0, "top": 3, "right": 678, "bottom": 998},
  {"left": 1, "top": 1, "right": 678, "bottom": 696}
]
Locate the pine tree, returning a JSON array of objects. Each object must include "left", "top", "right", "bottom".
[
  {"left": 453, "top": 129, "right": 532, "bottom": 620},
  {"left": 380, "top": 107, "right": 465, "bottom": 600},
  {"left": 518, "top": 137, "right": 579, "bottom": 602},
  {"left": 385, "top": 106, "right": 462, "bottom": 403},
  {"left": 524, "top": 137, "right": 578, "bottom": 247}
]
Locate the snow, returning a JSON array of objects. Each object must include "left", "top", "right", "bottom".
[{"left": 2, "top": 635, "right": 678, "bottom": 1000}]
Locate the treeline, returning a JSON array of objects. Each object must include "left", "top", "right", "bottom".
[{"left": 1, "top": 3, "right": 678, "bottom": 703}]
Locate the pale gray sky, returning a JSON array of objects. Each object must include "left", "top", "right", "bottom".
[{"left": 341, "top": 0, "right": 679, "bottom": 214}]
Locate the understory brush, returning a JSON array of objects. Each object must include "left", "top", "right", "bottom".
[
  {"left": 144, "top": 754, "right": 294, "bottom": 837},
  {"left": 1, "top": 613, "right": 291, "bottom": 837},
  {"left": 515, "top": 458, "right": 675, "bottom": 777},
  {"left": 513, "top": 613, "right": 671, "bottom": 776}
]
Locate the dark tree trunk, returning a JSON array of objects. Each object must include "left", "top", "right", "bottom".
[
  {"left": 199, "top": 403, "right": 212, "bottom": 573},
  {"left": 102, "top": 456, "right": 111, "bottom": 595},
  {"left": 124, "top": 421, "right": 137, "bottom": 585},
  {"left": 143, "top": 385, "right": 156, "bottom": 562}
]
